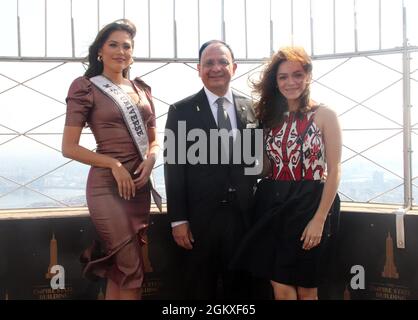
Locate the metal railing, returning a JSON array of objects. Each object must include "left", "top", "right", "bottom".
[{"left": 0, "top": 0, "right": 416, "bottom": 210}]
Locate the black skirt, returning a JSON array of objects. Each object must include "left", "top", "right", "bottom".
[{"left": 231, "top": 178, "right": 340, "bottom": 288}]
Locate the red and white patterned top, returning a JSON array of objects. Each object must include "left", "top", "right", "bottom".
[{"left": 265, "top": 106, "right": 325, "bottom": 181}]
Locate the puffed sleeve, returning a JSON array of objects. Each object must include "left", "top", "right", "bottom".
[
  {"left": 133, "top": 77, "right": 156, "bottom": 129},
  {"left": 65, "top": 76, "right": 94, "bottom": 127}
]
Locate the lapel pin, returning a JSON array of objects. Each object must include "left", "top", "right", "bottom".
[{"left": 196, "top": 106, "right": 200, "bottom": 111}]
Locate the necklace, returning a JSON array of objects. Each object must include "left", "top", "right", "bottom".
[
  {"left": 101, "top": 73, "right": 125, "bottom": 86},
  {"left": 100, "top": 73, "right": 141, "bottom": 106}
]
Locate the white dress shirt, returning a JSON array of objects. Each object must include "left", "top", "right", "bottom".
[{"left": 204, "top": 86, "right": 238, "bottom": 135}]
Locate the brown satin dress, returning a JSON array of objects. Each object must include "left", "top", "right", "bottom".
[{"left": 65, "top": 76, "right": 156, "bottom": 289}]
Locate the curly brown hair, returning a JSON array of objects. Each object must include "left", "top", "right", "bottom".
[{"left": 253, "top": 46, "right": 313, "bottom": 128}]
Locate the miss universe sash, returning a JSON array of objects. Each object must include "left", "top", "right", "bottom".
[{"left": 90, "top": 75, "right": 162, "bottom": 212}]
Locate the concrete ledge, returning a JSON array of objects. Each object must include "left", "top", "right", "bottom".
[
  {"left": 0, "top": 203, "right": 417, "bottom": 220},
  {"left": 341, "top": 202, "right": 418, "bottom": 215},
  {"left": 0, "top": 204, "right": 166, "bottom": 220}
]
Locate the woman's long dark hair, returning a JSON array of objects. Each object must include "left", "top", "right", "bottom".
[
  {"left": 254, "top": 46, "right": 313, "bottom": 128},
  {"left": 84, "top": 19, "right": 136, "bottom": 79}
]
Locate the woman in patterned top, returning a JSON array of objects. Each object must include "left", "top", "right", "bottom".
[{"left": 232, "top": 47, "right": 341, "bottom": 300}]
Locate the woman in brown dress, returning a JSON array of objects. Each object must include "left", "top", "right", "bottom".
[{"left": 62, "top": 19, "right": 159, "bottom": 300}]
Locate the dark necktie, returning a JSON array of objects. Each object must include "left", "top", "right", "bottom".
[
  {"left": 216, "top": 97, "right": 232, "bottom": 131},
  {"left": 216, "top": 97, "right": 233, "bottom": 161}
]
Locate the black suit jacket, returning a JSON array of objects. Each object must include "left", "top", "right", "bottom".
[{"left": 164, "top": 88, "right": 259, "bottom": 231}]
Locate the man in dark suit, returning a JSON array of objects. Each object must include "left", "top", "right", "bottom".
[{"left": 164, "top": 40, "right": 260, "bottom": 299}]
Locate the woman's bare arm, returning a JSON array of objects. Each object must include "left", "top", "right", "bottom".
[{"left": 62, "top": 125, "right": 136, "bottom": 199}]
